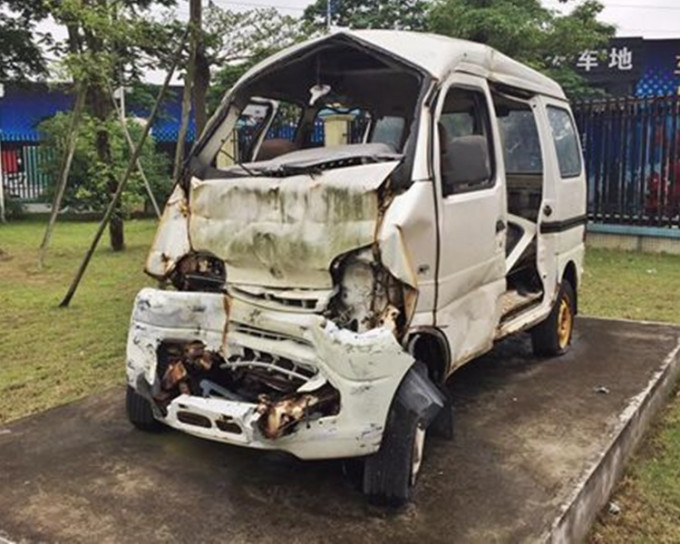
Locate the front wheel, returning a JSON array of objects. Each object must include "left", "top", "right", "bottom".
[
  {"left": 126, "top": 385, "right": 164, "bottom": 432},
  {"left": 362, "top": 364, "right": 446, "bottom": 506},
  {"left": 362, "top": 402, "right": 427, "bottom": 506},
  {"left": 531, "top": 281, "right": 576, "bottom": 357}
]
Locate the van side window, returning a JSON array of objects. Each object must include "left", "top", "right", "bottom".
[
  {"left": 547, "top": 106, "right": 582, "bottom": 178},
  {"left": 497, "top": 107, "right": 543, "bottom": 174},
  {"left": 438, "top": 88, "right": 494, "bottom": 196}
]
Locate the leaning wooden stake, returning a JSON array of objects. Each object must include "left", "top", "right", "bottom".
[
  {"left": 60, "top": 28, "right": 189, "bottom": 308},
  {"left": 38, "top": 85, "right": 87, "bottom": 269},
  {"left": 108, "top": 83, "right": 162, "bottom": 219}
]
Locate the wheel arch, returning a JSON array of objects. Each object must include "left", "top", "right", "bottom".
[
  {"left": 562, "top": 261, "right": 578, "bottom": 314},
  {"left": 405, "top": 328, "right": 451, "bottom": 384}
]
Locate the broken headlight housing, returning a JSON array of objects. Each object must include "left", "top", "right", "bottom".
[
  {"left": 327, "top": 248, "right": 406, "bottom": 335},
  {"left": 170, "top": 252, "right": 226, "bottom": 292}
]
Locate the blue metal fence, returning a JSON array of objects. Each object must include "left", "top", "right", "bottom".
[{"left": 573, "top": 95, "right": 680, "bottom": 228}]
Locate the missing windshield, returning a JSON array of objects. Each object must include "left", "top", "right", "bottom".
[{"left": 191, "top": 36, "right": 425, "bottom": 183}]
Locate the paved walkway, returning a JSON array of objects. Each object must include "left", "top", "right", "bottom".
[{"left": 1, "top": 317, "right": 678, "bottom": 543}]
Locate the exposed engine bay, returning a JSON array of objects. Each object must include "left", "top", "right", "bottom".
[
  {"left": 153, "top": 339, "right": 339, "bottom": 440},
  {"left": 326, "top": 248, "right": 407, "bottom": 336}
]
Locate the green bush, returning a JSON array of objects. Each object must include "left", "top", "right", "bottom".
[
  {"left": 2, "top": 197, "right": 26, "bottom": 220},
  {"left": 38, "top": 112, "right": 172, "bottom": 214}
]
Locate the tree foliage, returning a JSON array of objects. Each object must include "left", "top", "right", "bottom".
[
  {"left": 302, "top": 0, "right": 428, "bottom": 31},
  {"left": 0, "top": 0, "right": 52, "bottom": 80},
  {"left": 428, "top": 0, "right": 615, "bottom": 98},
  {"left": 156, "top": 5, "right": 307, "bottom": 118},
  {"left": 39, "top": 112, "right": 171, "bottom": 213},
  {"left": 46, "top": 0, "right": 176, "bottom": 250}
]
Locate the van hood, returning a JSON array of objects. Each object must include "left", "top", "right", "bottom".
[{"left": 146, "top": 160, "right": 400, "bottom": 289}]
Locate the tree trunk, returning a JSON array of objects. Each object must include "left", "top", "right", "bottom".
[
  {"left": 173, "top": 0, "right": 200, "bottom": 180},
  {"left": 90, "top": 84, "right": 125, "bottom": 251},
  {"left": 84, "top": 5, "right": 125, "bottom": 252},
  {"left": 194, "top": 43, "right": 209, "bottom": 138},
  {"left": 193, "top": 0, "right": 208, "bottom": 140}
]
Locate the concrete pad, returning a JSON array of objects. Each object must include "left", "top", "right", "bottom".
[{"left": 0, "top": 317, "right": 678, "bottom": 544}]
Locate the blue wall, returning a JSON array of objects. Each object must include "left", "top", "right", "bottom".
[{"left": 0, "top": 84, "right": 194, "bottom": 143}]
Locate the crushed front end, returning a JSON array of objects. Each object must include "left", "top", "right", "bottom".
[
  {"left": 127, "top": 284, "right": 415, "bottom": 459},
  {"left": 125, "top": 156, "right": 425, "bottom": 459}
]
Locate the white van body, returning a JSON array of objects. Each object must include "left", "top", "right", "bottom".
[{"left": 125, "top": 30, "right": 586, "bottom": 503}]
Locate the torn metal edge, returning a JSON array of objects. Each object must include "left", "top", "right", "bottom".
[{"left": 543, "top": 332, "right": 680, "bottom": 544}]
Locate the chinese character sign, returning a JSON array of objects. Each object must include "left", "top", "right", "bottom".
[
  {"left": 573, "top": 38, "right": 644, "bottom": 86},
  {"left": 609, "top": 47, "right": 633, "bottom": 71},
  {"left": 577, "top": 50, "right": 599, "bottom": 72}
]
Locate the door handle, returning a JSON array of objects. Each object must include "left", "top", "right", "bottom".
[{"left": 495, "top": 219, "right": 506, "bottom": 233}]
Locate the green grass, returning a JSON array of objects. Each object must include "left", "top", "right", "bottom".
[
  {"left": 1, "top": 220, "right": 680, "bottom": 541},
  {"left": 0, "top": 218, "right": 155, "bottom": 423},
  {"left": 580, "top": 249, "right": 680, "bottom": 324},
  {"left": 590, "top": 402, "right": 680, "bottom": 544}
]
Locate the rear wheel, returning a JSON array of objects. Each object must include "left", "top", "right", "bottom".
[
  {"left": 531, "top": 281, "right": 575, "bottom": 357},
  {"left": 126, "top": 385, "right": 164, "bottom": 432}
]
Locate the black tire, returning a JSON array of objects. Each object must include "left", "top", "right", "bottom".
[
  {"left": 363, "top": 399, "right": 425, "bottom": 506},
  {"left": 429, "top": 385, "right": 454, "bottom": 440},
  {"left": 531, "top": 280, "right": 576, "bottom": 357},
  {"left": 126, "top": 385, "right": 164, "bottom": 432}
]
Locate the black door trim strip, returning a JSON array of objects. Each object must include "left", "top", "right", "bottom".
[{"left": 540, "top": 214, "right": 588, "bottom": 234}]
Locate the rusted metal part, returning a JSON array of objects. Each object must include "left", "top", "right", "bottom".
[
  {"left": 155, "top": 337, "right": 318, "bottom": 409},
  {"left": 256, "top": 385, "right": 340, "bottom": 440},
  {"left": 325, "top": 247, "right": 410, "bottom": 338},
  {"left": 127, "top": 288, "right": 417, "bottom": 458},
  {"left": 157, "top": 341, "right": 221, "bottom": 399},
  {"left": 378, "top": 304, "right": 400, "bottom": 333},
  {"left": 170, "top": 252, "right": 226, "bottom": 292},
  {"left": 162, "top": 361, "right": 188, "bottom": 390}
]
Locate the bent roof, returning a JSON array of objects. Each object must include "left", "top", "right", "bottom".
[{"left": 236, "top": 30, "right": 566, "bottom": 101}]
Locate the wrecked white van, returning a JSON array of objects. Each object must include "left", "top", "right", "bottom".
[{"left": 125, "top": 30, "right": 586, "bottom": 504}]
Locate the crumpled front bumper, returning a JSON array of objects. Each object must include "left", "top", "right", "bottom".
[{"left": 126, "top": 287, "right": 415, "bottom": 459}]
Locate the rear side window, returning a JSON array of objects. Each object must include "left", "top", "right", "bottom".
[
  {"left": 497, "top": 109, "right": 543, "bottom": 174},
  {"left": 547, "top": 106, "right": 582, "bottom": 178}
]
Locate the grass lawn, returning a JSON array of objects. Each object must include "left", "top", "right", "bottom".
[
  {"left": 0, "top": 218, "right": 155, "bottom": 423},
  {"left": 1, "top": 219, "right": 680, "bottom": 540}
]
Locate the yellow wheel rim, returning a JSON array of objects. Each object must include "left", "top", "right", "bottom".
[{"left": 557, "top": 298, "right": 573, "bottom": 349}]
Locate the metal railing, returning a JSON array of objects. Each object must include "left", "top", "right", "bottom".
[
  {"left": 573, "top": 95, "right": 680, "bottom": 228},
  {"left": 1, "top": 142, "right": 55, "bottom": 202}
]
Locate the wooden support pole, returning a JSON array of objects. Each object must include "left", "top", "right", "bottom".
[
  {"left": 38, "top": 85, "right": 87, "bottom": 269},
  {"left": 59, "top": 27, "right": 189, "bottom": 308},
  {"left": 108, "top": 83, "right": 162, "bottom": 219}
]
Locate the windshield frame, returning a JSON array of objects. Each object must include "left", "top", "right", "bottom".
[{"left": 184, "top": 34, "right": 433, "bottom": 191}]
